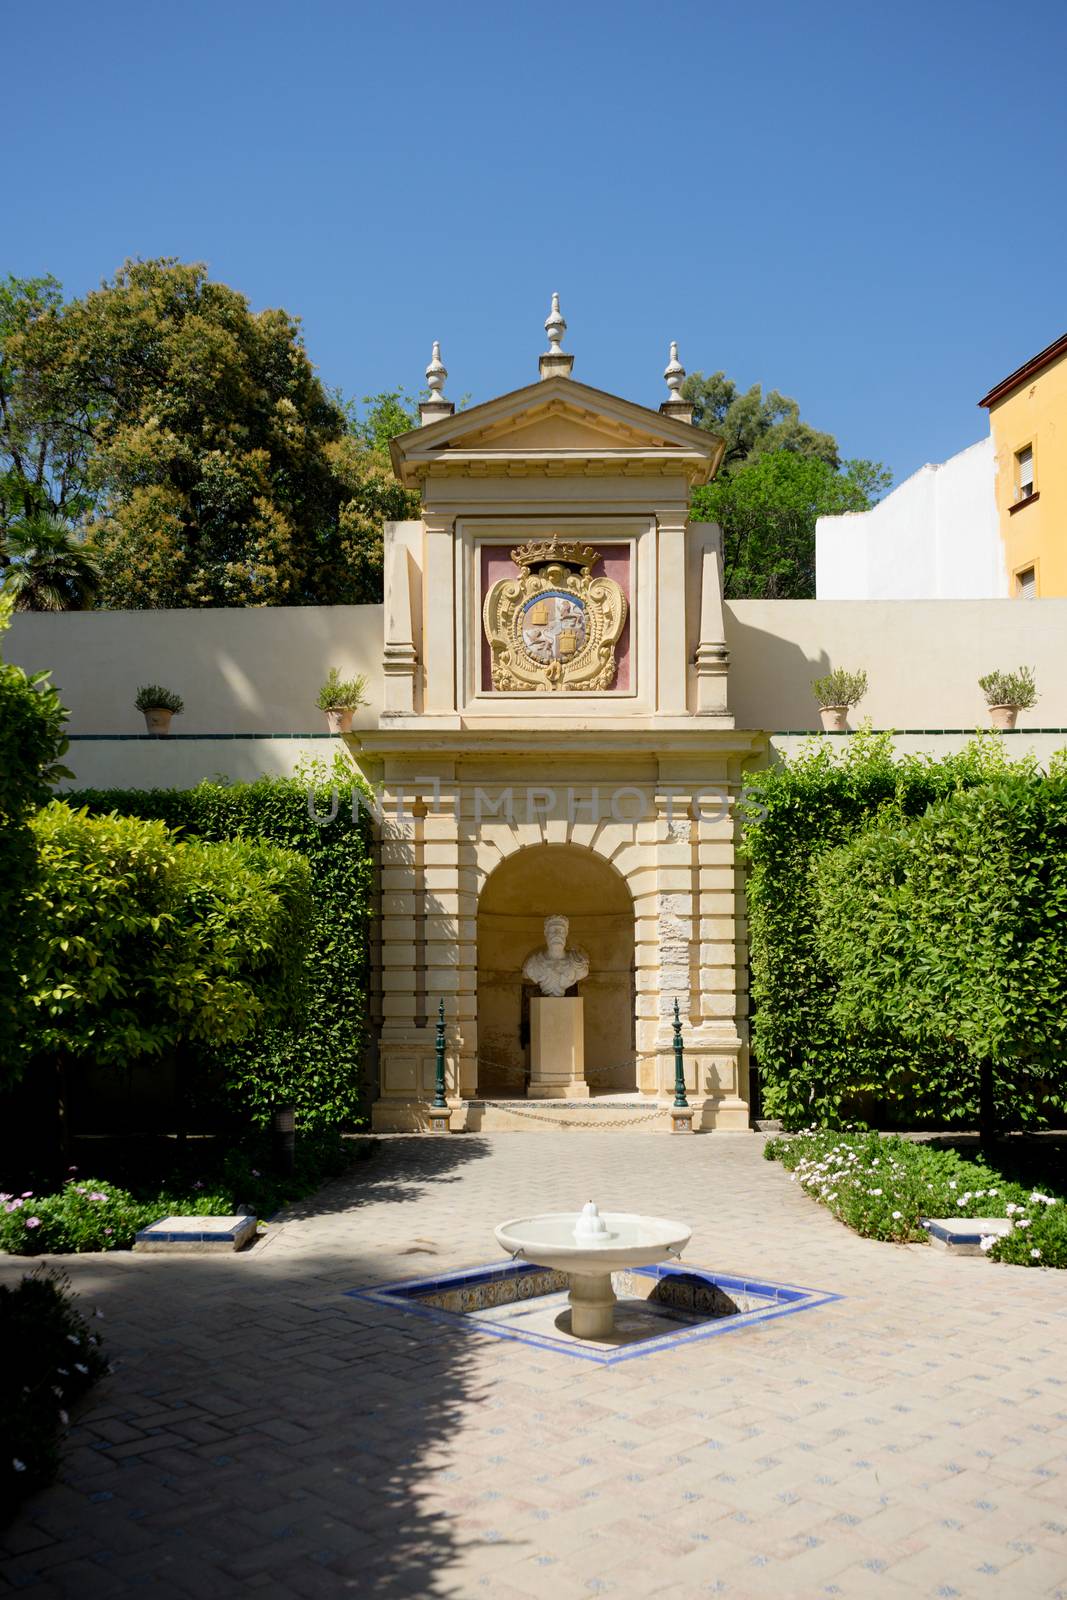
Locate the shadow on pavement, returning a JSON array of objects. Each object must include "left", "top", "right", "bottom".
[{"left": 0, "top": 1135, "right": 515, "bottom": 1597}]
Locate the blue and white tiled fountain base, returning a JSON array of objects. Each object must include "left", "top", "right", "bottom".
[{"left": 346, "top": 1261, "right": 840, "bottom": 1366}]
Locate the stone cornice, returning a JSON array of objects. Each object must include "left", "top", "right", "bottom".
[
  {"left": 416, "top": 452, "right": 711, "bottom": 485},
  {"left": 351, "top": 725, "right": 767, "bottom": 761}
]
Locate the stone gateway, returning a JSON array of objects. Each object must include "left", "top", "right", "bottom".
[{"left": 358, "top": 298, "right": 764, "bottom": 1132}]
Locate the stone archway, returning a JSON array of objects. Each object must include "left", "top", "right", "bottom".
[{"left": 475, "top": 844, "right": 636, "bottom": 1097}]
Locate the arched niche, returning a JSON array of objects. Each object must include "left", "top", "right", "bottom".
[{"left": 476, "top": 844, "right": 635, "bottom": 1096}]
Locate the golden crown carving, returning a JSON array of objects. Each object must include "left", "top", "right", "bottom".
[{"left": 509, "top": 538, "right": 600, "bottom": 572}]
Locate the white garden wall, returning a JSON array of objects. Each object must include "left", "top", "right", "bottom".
[{"left": 7, "top": 596, "right": 1066, "bottom": 790}]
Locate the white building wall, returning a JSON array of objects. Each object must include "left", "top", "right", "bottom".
[{"left": 816, "top": 436, "right": 1007, "bottom": 599}]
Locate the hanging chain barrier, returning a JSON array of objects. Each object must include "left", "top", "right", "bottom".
[
  {"left": 473, "top": 1100, "right": 668, "bottom": 1130},
  {"left": 471, "top": 1054, "right": 672, "bottom": 1128}
]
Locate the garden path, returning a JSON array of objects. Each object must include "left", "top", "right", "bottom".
[{"left": 2, "top": 1132, "right": 1066, "bottom": 1599}]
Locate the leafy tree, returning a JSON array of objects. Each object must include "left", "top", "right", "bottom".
[
  {"left": 4, "top": 266, "right": 421, "bottom": 607},
  {"left": 0, "top": 593, "right": 70, "bottom": 1079},
  {"left": 323, "top": 390, "right": 421, "bottom": 604},
  {"left": 0, "top": 275, "right": 97, "bottom": 536},
  {"left": 7, "top": 261, "right": 346, "bottom": 607},
  {"left": 1, "top": 512, "right": 101, "bottom": 611},
  {"left": 691, "top": 451, "right": 891, "bottom": 599},
  {"left": 683, "top": 367, "right": 891, "bottom": 598},
  {"left": 683, "top": 370, "right": 840, "bottom": 470}
]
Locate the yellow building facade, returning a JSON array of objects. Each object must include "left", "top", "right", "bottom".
[{"left": 980, "top": 331, "right": 1067, "bottom": 597}]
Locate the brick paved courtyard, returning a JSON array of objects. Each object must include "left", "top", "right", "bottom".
[{"left": 2, "top": 1132, "right": 1066, "bottom": 1599}]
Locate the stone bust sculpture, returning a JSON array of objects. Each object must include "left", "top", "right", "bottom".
[{"left": 523, "top": 914, "right": 589, "bottom": 998}]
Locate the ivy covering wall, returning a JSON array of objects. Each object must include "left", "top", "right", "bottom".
[
  {"left": 68, "top": 762, "right": 374, "bottom": 1129},
  {"left": 741, "top": 731, "right": 1063, "bottom": 1129}
]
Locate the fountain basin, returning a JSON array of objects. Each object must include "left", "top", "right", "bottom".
[{"left": 494, "top": 1205, "right": 690, "bottom": 1338}]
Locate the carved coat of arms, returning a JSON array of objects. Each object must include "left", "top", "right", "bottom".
[{"left": 483, "top": 539, "right": 628, "bottom": 692}]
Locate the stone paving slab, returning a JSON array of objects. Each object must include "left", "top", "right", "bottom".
[{"left": 2, "top": 1131, "right": 1067, "bottom": 1598}]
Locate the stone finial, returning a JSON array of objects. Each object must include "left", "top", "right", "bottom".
[
  {"left": 426, "top": 340, "right": 447, "bottom": 396},
  {"left": 659, "top": 339, "right": 693, "bottom": 423},
  {"left": 545, "top": 292, "right": 566, "bottom": 354},
  {"left": 419, "top": 339, "right": 455, "bottom": 425},
  {"left": 664, "top": 340, "right": 685, "bottom": 396},
  {"left": 539, "top": 292, "right": 574, "bottom": 380}
]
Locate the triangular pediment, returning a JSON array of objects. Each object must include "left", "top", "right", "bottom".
[{"left": 389, "top": 376, "right": 723, "bottom": 486}]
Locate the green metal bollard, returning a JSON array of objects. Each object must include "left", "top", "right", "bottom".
[
  {"left": 670, "top": 998, "right": 694, "bottom": 1133},
  {"left": 428, "top": 998, "right": 452, "bottom": 1133},
  {"left": 672, "top": 998, "right": 689, "bottom": 1108},
  {"left": 432, "top": 998, "right": 448, "bottom": 1109}
]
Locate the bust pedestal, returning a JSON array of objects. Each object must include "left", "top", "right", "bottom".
[{"left": 528, "top": 997, "right": 589, "bottom": 1099}]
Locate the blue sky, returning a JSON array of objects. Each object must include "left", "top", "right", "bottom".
[{"left": 7, "top": 0, "right": 1067, "bottom": 488}]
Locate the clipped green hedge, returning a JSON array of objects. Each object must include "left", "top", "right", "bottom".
[
  {"left": 68, "top": 760, "right": 374, "bottom": 1129},
  {"left": 28, "top": 802, "right": 311, "bottom": 1064},
  {"left": 742, "top": 731, "right": 1058, "bottom": 1129},
  {"left": 814, "top": 775, "right": 1067, "bottom": 1133},
  {"left": 0, "top": 594, "right": 70, "bottom": 1082}
]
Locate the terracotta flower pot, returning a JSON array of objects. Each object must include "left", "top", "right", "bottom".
[
  {"left": 819, "top": 705, "right": 848, "bottom": 732},
  {"left": 987, "top": 704, "right": 1019, "bottom": 730},
  {"left": 324, "top": 707, "right": 355, "bottom": 734},
  {"left": 142, "top": 708, "right": 174, "bottom": 736}
]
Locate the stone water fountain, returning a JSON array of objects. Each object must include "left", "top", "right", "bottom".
[{"left": 495, "top": 1201, "right": 691, "bottom": 1339}]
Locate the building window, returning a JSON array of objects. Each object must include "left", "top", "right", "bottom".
[
  {"left": 1015, "top": 445, "right": 1034, "bottom": 502},
  {"left": 1016, "top": 565, "right": 1037, "bottom": 599}
]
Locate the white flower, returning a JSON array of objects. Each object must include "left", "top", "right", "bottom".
[
  {"left": 1015, "top": 1218, "right": 1031, "bottom": 1229},
  {"left": 892, "top": 1211, "right": 903, "bottom": 1220},
  {"left": 948, "top": 1180, "right": 957, "bottom": 1190},
  {"left": 869, "top": 1188, "right": 883, "bottom": 1197},
  {"left": 980, "top": 1236, "right": 996, "bottom": 1252},
  {"left": 956, "top": 1198, "right": 967, "bottom": 1208},
  {"left": 1031, "top": 1249, "right": 1042, "bottom": 1260}
]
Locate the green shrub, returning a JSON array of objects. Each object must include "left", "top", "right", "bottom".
[
  {"left": 765, "top": 1128, "right": 1064, "bottom": 1267},
  {"left": 0, "top": 1266, "right": 107, "bottom": 1519},
  {"left": 742, "top": 731, "right": 1053, "bottom": 1129},
  {"left": 134, "top": 684, "right": 184, "bottom": 714},
  {"left": 0, "top": 592, "right": 70, "bottom": 1083},
  {"left": 68, "top": 761, "right": 374, "bottom": 1129},
  {"left": 979, "top": 666, "right": 1037, "bottom": 710},
  {"left": 26, "top": 803, "right": 312, "bottom": 1065},
  {"left": 990, "top": 1194, "right": 1067, "bottom": 1268},
  {"left": 0, "top": 1178, "right": 177, "bottom": 1254},
  {"left": 765, "top": 1128, "right": 1023, "bottom": 1241},
  {"left": 0, "top": 1130, "right": 358, "bottom": 1255},
  {"left": 814, "top": 776, "right": 1067, "bottom": 1134}
]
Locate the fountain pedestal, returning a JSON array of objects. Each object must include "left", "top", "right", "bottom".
[
  {"left": 528, "top": 997, "right": 588, "bottom": 1098},
  {"left": 568, "top": 1272, "right": 617, "bottom": 1339}
]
